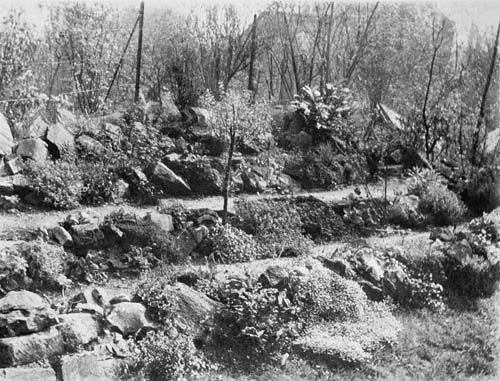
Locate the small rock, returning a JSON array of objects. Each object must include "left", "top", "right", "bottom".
[
  {"left": 70, "top": 223, "right": 104, "bottom": 248},
  {"left": 358, "top": 280, "right": 385, "bottom": 302},
  {"left": 50, "top": 226, "right": 73, "bottom": 246},
  {"left": 5, "top": 156, "right": 23, "bottom": 175},
  {"left": 111, "top": 179, "right": 129, "bottom": 200},
  {"left": 259, "top": 265, "right": 290, "bottom": 288},
  {"left": 105, "top": 302, "right": 154, "bottom": 337},
  {"left": 76, "top": 134, "right": 106, "bottom": 156},
  {"left": 109, "top": 294, "right": 131, "bottom": 305}
]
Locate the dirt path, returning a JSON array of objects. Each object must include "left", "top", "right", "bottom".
[{"left": 0, "top": 178, "right": 406, "bottom": 238}]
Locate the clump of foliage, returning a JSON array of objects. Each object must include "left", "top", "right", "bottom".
[
  {"left": 137, "top": 331, "right": 209, "bottom": 381},
  {"left": 133, "top": 277, "right": 175, "bottom": 325},
  {"left": 80, "top": 161, "right": 118, "bottom": 206},
  {"left": 0, "top": 252, "right": 29, "bottom": 295},
  {"left": 299, "top": 271, "right": 367, "bottom": 322},
  {"left": 408, "top": 168, "right": 466, "bottom": 226},
  {"left": 295, "top": 302, "right": 401, "bottom": 367},
  {"left": 211, "top": 277, "right": 304, "bottom": 356},
  {"left": 294, "top": 196, "right": 350, "bottom": 242},
  {"left": 443, "top": 253, "right": 500, "bottom": 299},
  {"left": 233, "top": 198, "right": 312, "bottom": 257},
  {"left": 201, "top": 224, "right": 270, "bottom": 264},
  {"left": 25, "top": 160, "right": 83, "bottom": 209},
  {"left": 66, "top": 251, "right": 107, "bottom": 283},
  {"left": 17, "top": 239, "right": 69, "bottom": 289},
  {"left": 292, "top": 85, "right": 355, "bottom": 143},
  {"left": 462, "top": 166, "right": 500, "bottom": 214}
]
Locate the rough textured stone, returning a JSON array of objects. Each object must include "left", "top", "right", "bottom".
[
  {"left": 58, "top": 313, "right": 100, "bottom": 345},
  {"left": 70, "top": 224, "right": 104, "bottom": 248},
  {"left": 0, "top": 326, "right": 65, "bottom": 367},
  {"left": 0, "top": 253, "right": 30, "bottom": 292},
  {"left": 0, "top": 112, "right": 14, "bottom": 156},
  {"left": 105, "top": 302, "right": 154, "bottom": 337},
  {"left": 55, "top": 352, "right": 124, "bottom": 381},
  {"left": 51, "top": 226, "right": 73, "bottom": 246},
  {"left": 76, "top": 134, "right": 105, "bottom": 156},
  {"left": 22, "top": 115, "right": 50, "bottom": 139},
  {"left": 103, "top": 123, "right": 122, "bottom": 141},
  {"left": 187, "top": 107, "right": 211, "bottom": 126},
  {"left": 358, "top": 280, "right": 384, "bottom": 302},
  {"left": 161, "top": 283, "right": 221, "bottom": 336},
  {"left": 259, "top": 265, "right": 290, "bottom": 288},
  {"left": 16, "top": 138, "right": 49, "bottom": 161},
  {"left": 0, "top": 367, "right": 57, "bottom": 381},
  {"left": 160, "top": 93, "right": 181, "bottom": 120},
  {"left": 153, "top": 161, "right": 191, "bottom": 195},
  {"left": 0, "top": 291, "right": 58, "bottom": 338},
  {"left": 5, "top": 156, "right": 23, "bottom": 175},
  {"left": 143, "top": 211, "right": 174, "bottom": 232},
  {"left": 111, "top": 179, "right": 129, "bottom": 200},
  {"left": 46, "top": 123, "right": 75, "bottom": 154}
]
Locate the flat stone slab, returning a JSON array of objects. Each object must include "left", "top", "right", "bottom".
[
  {"left": 0, "top": 367, "right": 57, "bottom": 381},
  {"left": 0, "top": 326, "right": 64, "bottom": 367}
]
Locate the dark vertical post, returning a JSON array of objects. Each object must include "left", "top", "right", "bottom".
[
  {"left": 134, "top": 1, "right": 145, "bottom": 103},
  {"left": 248, "top": 14, "right": 257, "bottom": 94}
]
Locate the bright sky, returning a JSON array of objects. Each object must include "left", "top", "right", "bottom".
[{"left": 1, "top": 0, "right": 499, "bottom": 38}]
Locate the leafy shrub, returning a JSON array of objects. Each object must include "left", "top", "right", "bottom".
[
  {"left": 213, "top": 277, "right": 303, "bottom": 355},
  {"left": 443, "top": 253, "right": 500, "bottom": 299},
  {"left": 137, "top": 331, "right": 208, "bottom": 381},
  {"left": 25, "top": 160, "right": 83, "bottom": 209},
  {"left": 201, "top": 224, "right": 269, "bottom": 264},
  {"left": 299, "top": 271, "right": 367, "bottom": 322},
  {"left": 407, "top": 168, "right": 465, "bottom": 226},
  {"left": 80, "top": 162, "right": 118, "bottom": 206},
  {"left": 294, "top": 197, "right": 349, "bottom": 242},
  {"left": 387, "top": 196, "right": 426, "bottom": 228},
  {"left": 462, "top": 166, "right": 500, "bottom": 214},
  {"left": 292, "top": 84, "right": 355, "bottom": 143},
  {"left": 418, "top": 182, "right": 465, "bottom": 226},
  {"left": 66, "top": 251, "right": 107, "bottom": 283},
  {"left": 17, "top": 239, "right": 69, "bottom": 289},
  {"left": 234, "top": 199, "right": 312, "bottom": 257},
  {"left": 133, "top": 277, "right": 175, "bottom": 325},
  {"left": 408, "top": 168, "right": 443, "bottom": 197}
]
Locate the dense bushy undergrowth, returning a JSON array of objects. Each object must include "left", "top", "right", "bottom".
[{"left": 233, "top": 198, "right": 312, "bottom": 257}]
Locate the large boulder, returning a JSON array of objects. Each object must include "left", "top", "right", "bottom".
[
  {"left": 186, "top": 107, "right": 211, "bottom": 126},
  {"left": 105, "top": 302, "right": 154, "bottom": 337},
  {"left": 152, "top": 162, "right": 191, "bottom": 195},
  {"left": 20, "top": 115, "right": 50, "bottom": 139},
  {"left": 46, "top": 123, "right": 75, "bottom": 157},
  {"left": 0, "top": 174, "right": 32, "bottom": 195},
  {"left": 16, "top": 138, "right": 49, "bottom": 161},
  {"left": 0, "top": 367, "right": 56, "bottom": 381},
  {"left": 58, "top": 313, "right": 101, "bottom": 345},
  {"left": 70, "top": 223, "right": 105, "bottom": 248},
  {"left": 163, "top": 154, "right": 224, "bottom": 195},
  {"left": 160, "top": 283, "right": 221, "bottom": 336},
  {"left": 160, "top": 92, "right": 181, "bottom": 120},
  {"left": 0, "top": 291, "right": 58, "bottom": 337},
  {"left": 0, "top": 112, "right": 14, "bottom": 156},
  {"left": 0, "top": 326, "right": 65, "bottom": 367},
  {"left": 76, "top": 134, "right": 106, "bottom": 156}
]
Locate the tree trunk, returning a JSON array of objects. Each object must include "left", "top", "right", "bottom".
[
  {"left": 470, "top": 21, "right": 500, "bottom": 169},
  {"left": 248, "top": 14, "right": 257, "bottom": 94},
  {"left": 222, "top": 129, "right": 235, "bottom": 225}
]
